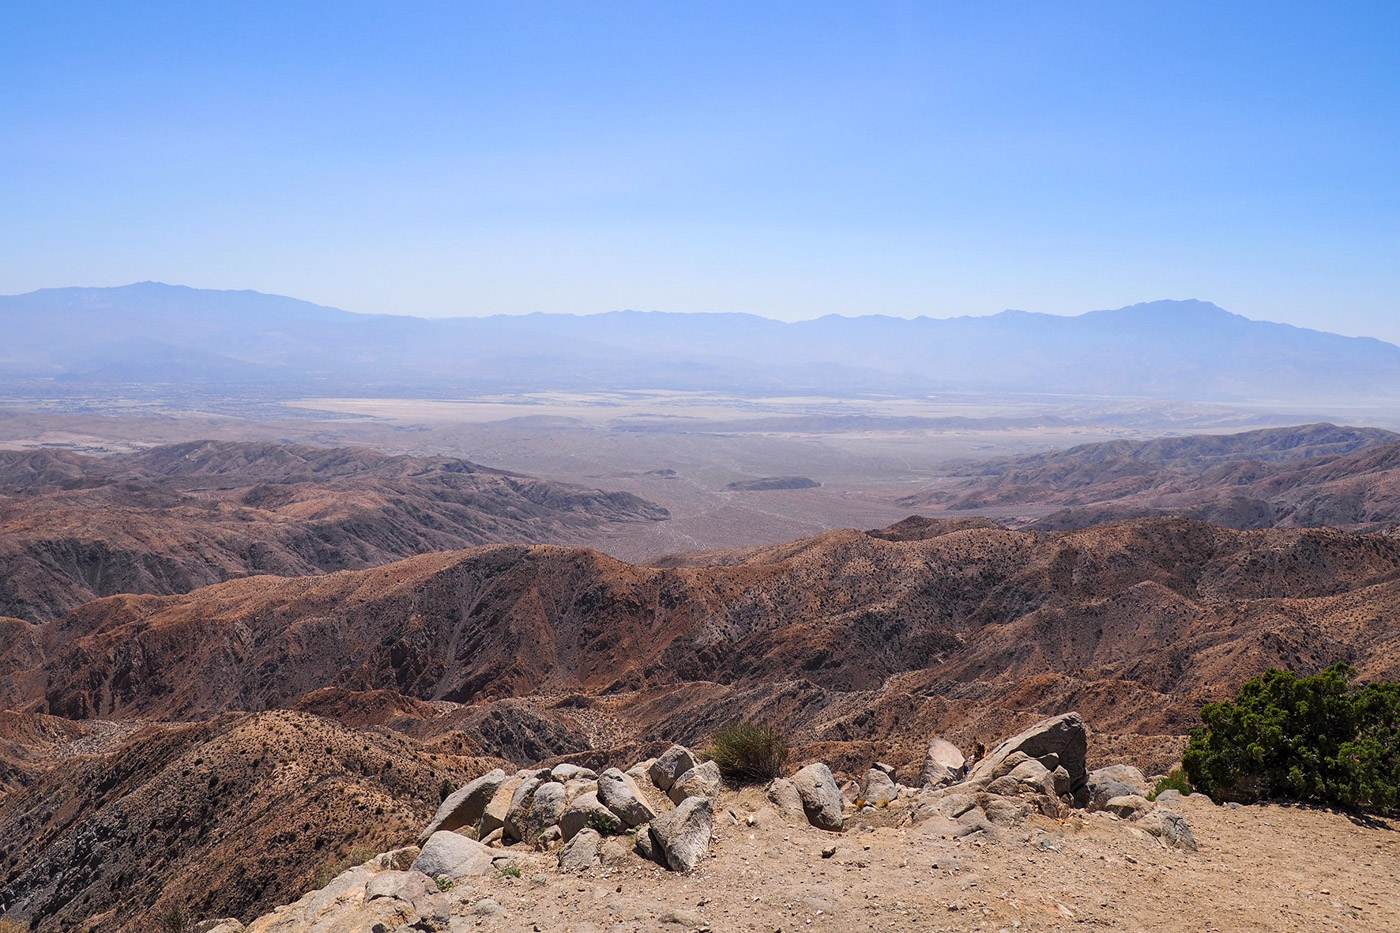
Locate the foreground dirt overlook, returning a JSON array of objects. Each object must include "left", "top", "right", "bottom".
[{"left": 3, "top": 514, "right": 1400, "bottom": 928}]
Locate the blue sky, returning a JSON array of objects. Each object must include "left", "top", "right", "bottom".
[{"left": 2, "top": 2, "right": 1398, "bottom": 338}]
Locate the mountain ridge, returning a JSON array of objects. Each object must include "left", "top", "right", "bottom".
[{"left": 6, "top": 284, "right": 1400, "bottom": 400}]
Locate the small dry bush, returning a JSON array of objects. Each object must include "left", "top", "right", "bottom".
[{"left": 705, "top": 721, "right": 792, "bottom": 784}]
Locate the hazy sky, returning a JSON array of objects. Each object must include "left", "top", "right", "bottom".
[{"left": 3, "top": 2, "right": 1398, "bottom": 338}]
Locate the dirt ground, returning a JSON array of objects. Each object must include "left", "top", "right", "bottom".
[{"left": 380, "top": 788, "right": 1398, "bottom": 933}]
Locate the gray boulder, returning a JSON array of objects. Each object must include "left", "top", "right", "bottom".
[
  {"left": 551, "top": 762, "right": 597, "bottom": 782},
  {"left": 527, "top": 781, "right": 567, "bottom": 840},
  {"left": 364, "top": 870, "right": 435, "bottom": 904},
  {"left": 920, "top": 738, "right": 967, "bottom": 787},
  {"left": 411, "top": 831, "right": 496, "bottom": 880},
  {"left": 1138, "top": 808, "right": 1198, "bottom": 850},
  {"left": 479, "top": 776, "right": 523, "bottom": 838},
  {"left": 559, "top": 791, "right": 621, "bottom": 841},
  {"left": 669, "top": 759, "right": 723, "bottom": 804},
  {"left": 791, "top": 762, "right": 844, "bottom": 831},
  {"left": 766, "top": 777, "right": 805, "bottom": 814},
  {"left": 1105, "top": 794, "right": 1151, "bottom": 819},
  {"left": 598, "top": 767, "right": 657, "bottom": 826},
  {"left": 863, "top": 768, "right": 897, "bottom": 806},
  {"left": 504, "top": 777, "right": 542, "bottom": 842},
  {"left": 558, "top": 827, "right": 602, "bottom": 871},
  {"left": 649, "top": 796, "right": 714, "bottom": 872},
  {"left": 649, "top": 745, "right": 698, "bottom": 792},
  {"left": 419, "top": 768, "right": 508, "bottom": 839},
  {"left": 634, "top": 821, "right": 660, "bottom": 863}
]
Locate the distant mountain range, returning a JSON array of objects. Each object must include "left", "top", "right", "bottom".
[{"left": 5, "top": 282, "right": 1400, "bottom": 400}]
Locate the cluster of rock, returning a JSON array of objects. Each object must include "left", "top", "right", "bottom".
[
  {"left": 196, "top": 711, "right": 1201, "bottom": 932},
  {"left": 763, "top": 712, "right": 1197, "bottom": 851},
  {"left": 422, "top": 745, "right": 722, "bottom": 875}
]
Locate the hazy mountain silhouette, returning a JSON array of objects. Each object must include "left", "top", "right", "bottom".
[{"left": 6, "top": 283, "right": 1400, "bottom": 400}]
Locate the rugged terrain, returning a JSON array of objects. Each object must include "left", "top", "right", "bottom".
[
  {"left": 4, "top": 491, "right": 1400, "bottom": 929},
  {"left": 0, "top": 440, "right": 667, "bottom": 622},
  {"left": 902, "top": 422, "right": 1400, "bottom": 530}
]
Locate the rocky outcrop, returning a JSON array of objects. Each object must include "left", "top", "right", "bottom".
[{"left": 968, "top": 712, "right": 1088, "bottom": 795}]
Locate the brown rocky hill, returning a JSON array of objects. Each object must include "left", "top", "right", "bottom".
[
  {"left": 0, "top": 710, "right": 511, "bottom": 930},
  {"left": 900, "top": 422, "right": 1400, "bottom": 530},
  {"left": 13, "top": 515, "right": 1400, "bottom": 743},
  {"left": 0, "top": 440, "right": 668, "bottom": 622}
]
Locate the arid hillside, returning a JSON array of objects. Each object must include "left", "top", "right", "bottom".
[
  {"left": 11, "top": 514, "right": 1400, "bottom": 745},
  {"left": 902, "top": 422, "right": 1400, "bottom": 530},
  {"left": 0, "top": 440, "right": 668, "bottom": 622}
]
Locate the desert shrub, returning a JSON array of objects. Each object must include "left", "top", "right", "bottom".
[
  {"left": 0, "top": 921, "right": 27, "bottom": 933},
  {"left": 705, "top": 721, "right": 792, "bottom": 783},
  {"left": 1147, "top": 767, "right": 1192, "bottom": 801},
  {"left": 1182, "top": 663, "right": 1400, "bottom": 813},
  {"left": 498, "top": 864, "right": 522, "bottom": 879},
  {"left": 157, "top": 906, "right": 188, "bottom": 933},
  {"left": 585, "top": 811, "right": 623, "bottom": 836},
  {"left": 434, "top": 875, "right": 455, "bottom": 892},
  {"left": 313, "top": 844, "right": 378, "bottom": 889}
]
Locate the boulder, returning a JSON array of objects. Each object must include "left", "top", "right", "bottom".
[
  {"left": 920, "top": 738, "right": 967, "bottom": 787},
  {"left": 791, "top": 763, "right": 844, "bottom": 831},
  {"left": 1086, "top": 777, "right": 1144, "bottom": 812},
  {"left": 766, "top": 777, "right": 805, "bottom": 814},
  {"left": 526, "top": 781, "right": 567, "bottom": 840},
  {"left": 194, "top": 922, "right": 245, "bottom": 933},
  {"left": 863, "top": 768, "right": 896, "bottom": 807},
  {"left": 563, "top": 778, "right": 598, "bottom": 801},
  {"left": 370, "top": 846, "right": 420, "bottom": 872},
  {"left": 1089, "top": 764, "right": 1149, "bottom": 793},
  {"left": 634, "top": 821, "right": 660, "bottom": 863},
  {"left": 534, "top": 825, "right": 563, "bottom": 851},
  {"left": 550, "top": 763, "right": 597, "bottom": 782},
  {"left": 558, "top": 827, "right": 602, "bottom": 871},
  {"left": 984, "top": 796, "right": 1032, "bottom": 827},
  {"left": 559, "top": 791, "right": 622, "bottom": 841},
  {"left": 411, "top": 831, "right": 496, "bottom": 880},
  {"left": 649, "top": 796, "right": 714, "bottom": 872},
  {"left": 419, "top": 768, "right": 507, "bottom": 839},
  {"left": 650, "top": 745, "right": 698, "bottom": 792},
  {"left": 1104, "top": 794, "right": 1151, "bottom": 819},
  {"left": 668, "top": 760, "right": 723, "bottom": 804},
  {"left": 504, "top": 777, "right": 542, "bottom": 842},
  {"left": 969, "top": 713, "right": 1088, "bottom": 791},
  {"left": 626, "top": 758, "right": 657, "bottom": 785},
  {"left": 937, "top": 794, "right": 979, "bottom": 819},
  {"left": 479, "top": 776, "right": 523, "bottom": 838},
  {"left": 1138, "top": 809, "right": 1198, "bottom": 850},
  {"left": 598, "top": 767, "right": 657, "bottom": 826},
  {"left": 872, "top": 761, "right": 898, "bottom": 779},
  {"left": 364, "top": 870, "right": 435, "bottom": 904}
]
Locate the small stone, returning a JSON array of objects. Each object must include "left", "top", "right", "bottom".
[{"left": 821, "top": 845, "right": 837, "bottom": 859}]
